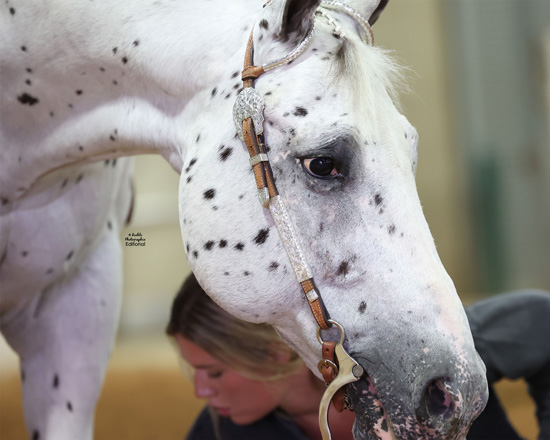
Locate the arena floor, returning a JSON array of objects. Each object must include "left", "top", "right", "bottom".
[{"left": 0, "top": 335, "right": 538, "bottom": 440}]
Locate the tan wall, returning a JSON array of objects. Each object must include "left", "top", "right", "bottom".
[{"left": 375, "top": 0, "right": 475, "bottom": 294}]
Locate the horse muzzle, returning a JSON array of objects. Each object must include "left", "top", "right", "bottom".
[{"left": 346, "top": 352, "right": 489, "bottom": 440}]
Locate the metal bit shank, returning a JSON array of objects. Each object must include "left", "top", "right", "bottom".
[{"left": 318, "top": 321, "right": 364, "bottom": 440}]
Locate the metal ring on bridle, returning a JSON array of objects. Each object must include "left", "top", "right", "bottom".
[{"left": 317, "top": 319, "right": 344, "bottom": 345}]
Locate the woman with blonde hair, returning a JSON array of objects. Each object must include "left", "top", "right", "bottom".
[
  {"left": 166, "top": 273, "right": 355, "bottom": 440},
  {"left": 167, "top": 274, "right": 550, "bottom": 440}
]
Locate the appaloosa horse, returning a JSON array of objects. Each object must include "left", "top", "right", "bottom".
[{"left": 0, "top": 0, "right": 488, "bottom": 438}]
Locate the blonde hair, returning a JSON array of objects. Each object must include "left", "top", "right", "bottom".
[{"left": 166, "top": 274, "right": 303, "bottom": 380}]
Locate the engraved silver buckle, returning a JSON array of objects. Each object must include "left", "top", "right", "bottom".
[{"left": 233, "top": 88, "right": 265, "bottom": 141}]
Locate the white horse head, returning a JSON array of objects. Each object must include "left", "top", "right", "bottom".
[
  {"left": 181, "top": 0, "right": 488, "bottom": 438},
  {"left": 0, "top": 0, "right": 487, "bottom": 438}
]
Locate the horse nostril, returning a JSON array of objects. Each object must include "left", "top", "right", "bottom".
[{"left": 416, "top": 377, "right": 459, "bottom": 425}]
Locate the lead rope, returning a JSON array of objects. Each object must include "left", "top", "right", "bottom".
[{"left": 233, "top": 4, "right": 372, "bottom": 439}]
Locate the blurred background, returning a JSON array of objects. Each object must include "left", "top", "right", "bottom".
[{"left": 1, "top": 0, "right": 548, "bottom": 438}]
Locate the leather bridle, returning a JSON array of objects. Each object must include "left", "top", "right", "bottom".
[{"left": 233, "top": 2, "right": 373, "bottom": 438}]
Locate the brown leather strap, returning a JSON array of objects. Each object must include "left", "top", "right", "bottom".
[
  {"left": 300, "top": 278, "right": 331, "bottom": 330},
  {"left": 239, "top": 30, "right": 331, "bottom": 331},
  {"left": 242, "top": 65, "right": 265, "bottom": 81},
  {"left": 320, "top": 341, "right": 345, "bottom": 412}
]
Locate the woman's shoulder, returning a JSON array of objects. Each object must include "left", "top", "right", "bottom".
[
  {"left": 186, "top": 407, "right": 310, "bottom": 440},
  {"left": 186, "top": 408, "right": 218, "bottom": 440}
]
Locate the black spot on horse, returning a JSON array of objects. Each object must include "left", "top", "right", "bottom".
[
  {"left": 75, "top": 90, "right": 83, "bottom": 95},
  {"left": 196, "top": 134, "right": 201, "bottom": 143},
  {"left": 67, "top": 402, "right": 73, "bottom": 412},
  {"left": 185, "top": 158, "right": 198, "bottom": 173},
  {"left": 253, "top": 228, "right": 269, "bottom": 245},
  {"left": 225, "top": 92, "right": 231, "bottom": 99},
  {"left": 211, "top": 87, "right": 217, "bottom": 97},
  {"left": 21, "top": 45, "right": 27, "bottom": 52},
  {"left": 204, "top": 241, "right": 215, "bottom": 250},
  {"left": 358, "top": 301, "right": 367, "bottom": 314},
  {"left": 388, "top": 224, "right": 396, "bottom": 235},
  {"left": 203, "top": 189, "right": 215, "bottom": 199},
  {"left": 66, "top": 250, "right": 74, "bottom": 261},
  {"left": 21, "top": 251, "right": 28, "bottom": 257},
  {"left": 53, "top": 374, "right": 59, "bottom": 388},
  {"left": 1, "top": 197, "right": 9, "bottom": 205},
  {"left": 32, "top": 430, "right": 40, "bottom": 440},
  {"left": 78, "top": 145, "right": 84, "bottom": 151},
  {"left": 112, "top": 80, "right": 118, "bottom": 85},
  {"left": 235, "top": 243, "right": 244, "bottom": 251},
  {"left": 231, "top": 71, "right": 239, "bottom": 78},
  {"left": 46, "top": 268, "right": 54, "bottom": 275},
  {"left": 17, "top": 93, "right": 39, "bottom": 106},
  {"left": 105, "top": 160, "right": 110, "bottom": 166},
  {"left": 112, "top": 47, "right": 118, "bottom": 54},
  {"left": 224, "top": 271, "right": 230, "bottom": 276},
  {"left": 112, "top": 159, "right": 117, "bottom": 167},
  {"left": 265, "top": 91, "right": 272, "bottom": 96},
  {"left": 259, "top": 19, "right": 269, "bottom": 30},
  {"left": 107, "top": 221, "right": 112, "bottom": 230},
  {"left": 76, "top": 174, "right": 83, "bottom": 183},
  {"left": 268, "top": 261, "right": 279, "bottom": 272},
  {"left": 219, "top": 146, "right": 233, "bottom": 161},
  {"left": 10, "top": 7, "right": 15, "bottom": 15},
  {"left": 25, "top": 79, "right": 31, "bottom": 86},
  {"left": 336, "top": 261, "right": 350, "bottom": 276},
  {"left": 219, "top": 240, "right": 227, "bottom": 248},
  {"left": 293, "top": 107, "right": 308, "bottom": 117},
  {"left": 244, "top": 271, "right": 251, "bottom": 276},
  {"left": 374, "top": 193, "right": 383, "bottom": 206},
  {"left": 315, "top": 96, "right": 321, "bottom": 101},
  {"left": 192, "top": 250, "right": 199, "bottom": 258},
  {"left": 99, "top": 67, "right": 105, "bottom": 72},
  {"left": 133, "top": 40, "right": 140, "bottom": 46},
  {"left": 122, "top": 56, "right": 128, "bottom": 64}
]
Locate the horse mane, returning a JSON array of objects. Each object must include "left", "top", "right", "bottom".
[{"left": 330, "top": 35, "right": 408, "bottom": 112}]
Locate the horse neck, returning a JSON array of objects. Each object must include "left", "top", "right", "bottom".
[{"left": 1, "top": 0, "right": 260, "bottom": 191}]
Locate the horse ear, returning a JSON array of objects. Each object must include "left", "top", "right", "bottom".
[
  {"left": 368, "top": 0, "right": 389, "bottom": 25},
  {"left": 264, "top": 0, "right": 322, "bottom": 40},
  {"left": 340, "top": 0, "right": 389, "bottom": 25}
]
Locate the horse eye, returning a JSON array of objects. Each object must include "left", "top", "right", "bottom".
[{"left": 302, "top": 157, "right": 339, "bottom": 178}]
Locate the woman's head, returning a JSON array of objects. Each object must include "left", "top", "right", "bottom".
[
  {"left": 166, "top": 273, "right": 304, "bottom": 424},
  {"left": 166, "top": 273, "right": 301, "bottom": 379}
]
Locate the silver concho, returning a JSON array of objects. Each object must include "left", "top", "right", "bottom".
[{"left": 233, "top": 88, "right": 265, "bottom": 141}]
